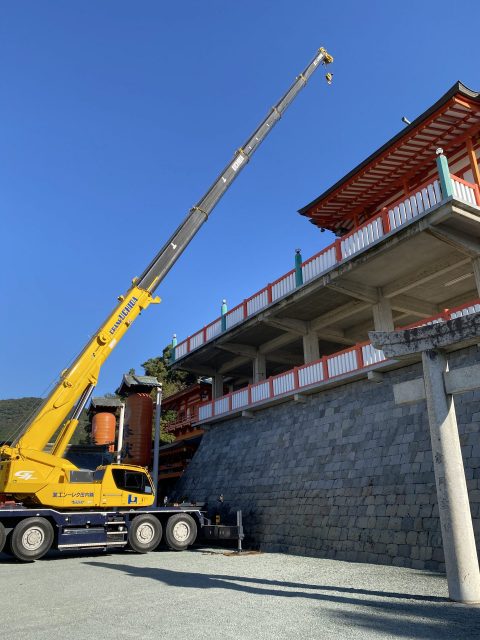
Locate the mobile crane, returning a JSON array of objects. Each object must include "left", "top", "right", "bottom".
[{"left": 0, "top": 47, "right": 333, "bottom": 561}]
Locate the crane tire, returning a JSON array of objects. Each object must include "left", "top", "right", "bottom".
[
  {"left": 128, "top": 514, "right": 162, "bottom": 553},
  {"left": 0, "top": 522, "right": 6, "bottom": 554},
  {"left": 10, "top": 517, "right": 54, "bottom": 562},
  {"left": 164, "top": 514, "right": 197, "bottom": 551}
]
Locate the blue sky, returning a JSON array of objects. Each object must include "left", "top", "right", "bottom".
[{"left": 2, "top": 1, "right": 480, "bottom": 399}]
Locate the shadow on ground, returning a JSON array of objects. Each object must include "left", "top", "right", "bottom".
[{"left": 85, "top": 560, "right": 480, "bottom": 639}]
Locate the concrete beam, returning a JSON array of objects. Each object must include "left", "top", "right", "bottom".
[
  {"left": 427, "top": 227, "right": 480, "bottom": 258},
  {"left": 390, "top": 294, "right": 438, "bottom": 318},
  {"left": 327, "top": 279, "right": 379, "bottom": 304},
  {"left": 316, "top": 329, "right": 357, "bottom": 346},
  {"left": 217, "top": 343, "right": 257, "bottom": 358},
  {"left": 218, "top": 356, "right": 250, "bottom": 375},
  {"left": 312, "top": 301, "right": 371, "bottom": 330},
  {"left": 382, "top": 256, "right": 470, "bottom": 298},
  {"left": 262, "top": 317, "right": 351, "bottom": 345},
  {"left": 258, "top": 332, "right": 299, "bottom": 354},
  {"left": 262, "top": 317, "right": 308, "bottom": 336}
]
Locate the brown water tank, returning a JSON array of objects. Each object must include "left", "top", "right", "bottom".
[
  {"left": 122, "top": 393, "right": 153, "bottom": 467},
  {"left": 92, "top": 412, "right": 116, "bottom": 452}
]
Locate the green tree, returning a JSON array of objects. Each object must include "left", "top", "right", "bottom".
[
  {"left": 142, "top": 344, "right": 197, "bottom": 442},
  {"left": 142, "top": 344, "right": 196, "bottom": 399}
]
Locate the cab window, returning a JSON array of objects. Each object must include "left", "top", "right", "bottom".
[{"left": 112, "top": 469, "right": 152, "bottom": 494}]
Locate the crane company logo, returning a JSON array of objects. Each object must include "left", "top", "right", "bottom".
[
  {"left": 128, "top": 495, "right": 138, "bottom": 504},
  {"left": 109, "top": 296, "right": 138, "bottom": 335},
  {"left": 14, "top": 470, "right": 36, "bottom": 480}
]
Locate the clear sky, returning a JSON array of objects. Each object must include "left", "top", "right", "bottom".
[{"left": 2, "top": 0, "right": 480, "bottom": 399}]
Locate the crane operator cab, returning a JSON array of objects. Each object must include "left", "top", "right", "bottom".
[
  {"left": 0, "top": 458, "right": 155, "bottom": 509},
  {"left": 50, "top": 464, "right": 156, "bottom": 509}
]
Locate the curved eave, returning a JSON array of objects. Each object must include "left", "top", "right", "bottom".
[{"left": 299, "top": 82, "right": 480, "bottom": 231}]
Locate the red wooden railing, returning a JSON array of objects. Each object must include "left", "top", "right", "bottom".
[
  {"left": 174, "top": 172, "right": 478, "bottom": 361},
  {"left": 197, "top": 298, "right": 480, "bottom": 422}
]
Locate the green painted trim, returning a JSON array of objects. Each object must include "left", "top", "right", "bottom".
[
  {"left": 436, "top": 154, "right": 453, "bottom": 198},
  {"left": 295, "top": 250, "right": 303, "bottom": 287},
  {"left": 221, "top": 300, "right": 227, "bottom": 332}
]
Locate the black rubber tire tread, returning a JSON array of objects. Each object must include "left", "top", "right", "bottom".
[
  {"left": 164, "top": 513, "right": 197, "bottom": 551},
  {"left": 0, "top": 522, "right": 6, "bottom": 554},
  {"left": 10, "top": 517, "right": 54, "bottom": 562},
  {"left": 128, "top": 514, "right": 162, "bottom": 553}
]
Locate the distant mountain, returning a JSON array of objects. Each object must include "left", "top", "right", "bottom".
[{"left": 0, "top": 397, "right": 89, "bottom": 445}]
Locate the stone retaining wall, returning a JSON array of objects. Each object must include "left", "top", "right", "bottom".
[{"left": 173, "top": 345, "right": 480, "bottom": 570}]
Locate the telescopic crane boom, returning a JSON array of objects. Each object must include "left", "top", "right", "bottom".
[{"left": 0, "top": 47, "right": 333, "bottom": 509}]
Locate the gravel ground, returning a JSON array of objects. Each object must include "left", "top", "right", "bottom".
[{"left": 1, "top": 546, "right": 479, "bottom": 640}]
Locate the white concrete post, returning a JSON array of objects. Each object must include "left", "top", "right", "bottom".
[
  {"left": 116, "top": 403, "right": 125, "bottom": 464},
  {"left": 422, "top": 349, "right": 480, "bottom": 603},
  {"left": 370, "top": 313, "right": 480, "bottom": 604},
  {"left": 302, "top": 331, "right": 320, "bottom": 364},
  {"left": 213, "top": 374, "right": 224, "bottom": 399},
  {"left": 253, "top": 353, "right": 266, "bottom": 383},
  {"left": 372, "top": 297, "right": 394, "bottom": 332}
]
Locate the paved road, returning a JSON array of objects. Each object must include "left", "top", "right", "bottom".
[{"left": 1, "top": 547, "right": 479, "bottom": 639}]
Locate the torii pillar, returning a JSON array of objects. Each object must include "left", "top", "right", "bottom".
[{"left": 370, "top": 313, "right": 480, "bottom": 604}]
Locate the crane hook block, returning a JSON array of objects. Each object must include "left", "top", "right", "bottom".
[
  {"left": 318, "top": 47, "right": 334, "bottom": 65},
  {"left": 326, "top": 72, "right": 333, "bottom": 85}
]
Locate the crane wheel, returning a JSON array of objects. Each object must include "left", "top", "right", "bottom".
[
  {"left": 10, "top": 517, "right": 54, "bottom": 562},
  {"left": 164, "top": 514, "right": 197, "bottom": 551},
  {"left": 0, "top": 522, "right": 6, "bottom": 554},
  {"left": 127, "top": 514, "right": 162, "bottom": 553}
]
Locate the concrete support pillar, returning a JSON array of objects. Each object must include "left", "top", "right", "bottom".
[
  {"left": 213, "top": 374, "right": 224, "bottom": 399},
  {"left": 302, "top": 331, "right": 320, "bottom": 364},
  {"left": 253, "top": 353, "right": 266, "bottom": 383},
  {"left": 372, "top": 297, "right": 394, "bottom": 332},
  {"left": 422, "top": 349, "right": 480, "bottom": 603},
  {"left": 472, "top": 257, "right": 480, "bottom": 296}
]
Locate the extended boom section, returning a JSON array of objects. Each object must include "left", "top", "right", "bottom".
[
  {"left": 0, "top": 47, "right": 333, "bottom": 515},
  {"left": 138, "top": 47, "right": 333, "bottom": 292}
]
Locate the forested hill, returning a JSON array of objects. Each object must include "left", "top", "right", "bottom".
[
  {"left": 0, "top": 397, "right": 42, "bottom": 442},
  {"left": 0, "top": 398, "right": 88, "bottom": 445}
]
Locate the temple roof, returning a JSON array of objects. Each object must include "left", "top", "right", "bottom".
[
  {"left": 116, "top": 374, "right": 160, "bottom": 396},
  {"left": 299, "top": 82, "right": 480, "bottom": 233}
]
